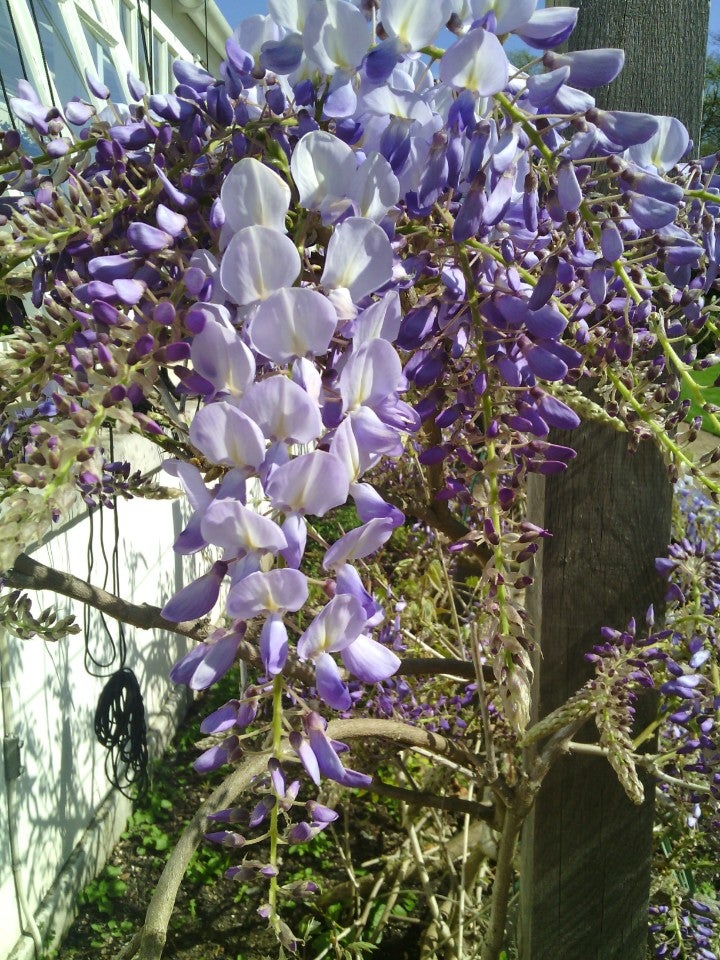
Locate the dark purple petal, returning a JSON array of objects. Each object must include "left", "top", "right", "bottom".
[
  {"left": 524, "top": 344, "right": 568, "bottom": 381},
  {"left": 173, "top": 59, "right": 214, "bottom": 91},
  {"left": 161, "top": 560, "right": 227, "bottom": 621},
  {"left": 260, "top": 616, "right": 289, "bottom": 676},
  {"left": 127, "top": 222, "right": 173, "bottom": 253},
  {"left": 543, "top": 48, "right": 624, "bottom": 89},
  {"left": 536, "top": 393, "right": 581, "bottom": 430},
  {"left": 525, "top": 305, "right": 567, "bottom": 340},
  {"left": 88, "top": 254, "right": 137, "bottom": 282}
]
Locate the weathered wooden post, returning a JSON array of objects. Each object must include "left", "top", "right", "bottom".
[{"left": 519, "top": 3, "right": 709, "bottom": 958}]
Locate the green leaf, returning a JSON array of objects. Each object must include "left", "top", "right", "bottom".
[{"left": 680, "top": 363, "right": 720, "bottom": 435}]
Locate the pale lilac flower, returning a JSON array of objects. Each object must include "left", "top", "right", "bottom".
[
  {"left": 219, "top": 226, "right": 301, "bottom": 305},
  {"left": 220, "top": 157, "right": 291, "bottom": 237},
  {"left": 246, "top": 287, "right": 337, "bottom": 363},
  {"left": 226, "top": 568, "right": 309, "bottom": 675}
]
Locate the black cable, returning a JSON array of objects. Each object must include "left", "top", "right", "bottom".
[
  {"left": 84, "top": 509, "right": 120, "bottom": 675},
  {"left": 94, "top": 668, "right": 148, "bottom": 798},
  {"left": 83, "top": 426, "right": 148, "bottom": 799},
  {"left": 139, "top": 5, "right": 153, "bottom": 95},
  {"left": 4, "top": 0, "right": 29, "bottom": 83},
  {"left": 204, "top": 0, "right": 209, "bottom": 70},
  {"left": 26, "top": 0, "right": 57, "bottom": 109},
  {"left": 0, "top": 64, "right": 19, "bottom": 131},
  {"left": 148, "top": 0, "right": 154, "bottom": 94}
]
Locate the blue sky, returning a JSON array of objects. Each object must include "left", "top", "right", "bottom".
[{"left": 216, "top": 0, "right": 720, "bottom": 48}]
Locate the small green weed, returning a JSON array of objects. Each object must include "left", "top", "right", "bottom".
[
  {"left": 78, "top": 865, "right": 127, "bottom": 915},
  {"left": 186, "top": 844, "right": 231, "bottom": 885},
  {"left": 87, "top": 917, "right": 135, "bottom": 949}
]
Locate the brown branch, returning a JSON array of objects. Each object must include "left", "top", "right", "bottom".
[
  {"left": 7, "top": 553, "right": 211, "bottom": 639},
  {"left": 135, "top": 751, "right": 270, "bottom": 960},
  {"left": 6, "top": 554, "right": 491, "bottom": 682},
  {"left": 379, "top": 481, "right": 492, "bottom": 567},
  {"left": 114, "top": 716, "right": 485, "bottom": 960},
  {"left": 365, "top": 777, "right": 495, "bottom": 821}
]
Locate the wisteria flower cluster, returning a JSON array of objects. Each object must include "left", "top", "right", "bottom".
[{"left": 2, "top": 0, "right": 720, "bottom": 956}]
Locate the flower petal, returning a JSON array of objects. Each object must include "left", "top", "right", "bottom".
[
  {"left": 340, "top": 634, "right": 400, "bottom": 682},
  {"left": 226, "top": 568, "right": 308, "bottom": 619},
  {"left": 161, "top": 561, "right": 227, "bottom": 621},
  {"left": 315, "top": 652, "right": 351, "bottom": 710},
  {"left": 439, "top": 28, "right": 509, "bottom": 96},
  {"left": 321, "top": 217, "right": 393, "bottom": 304},
  {"left": 247, "top": 287, "right": 337, "bottom": 363},
  {"left": 260, "top": 615, "right": 289, "bottom": 675},
  {"left": 219, "top": 226, "right": 300, "bottom": 305},
  {"left": 221, "top": 157, "right": 291, "bottom": 234}
]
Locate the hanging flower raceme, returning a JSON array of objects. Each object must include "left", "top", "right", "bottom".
[{"left": 5, "top": 0, "right": 720, "bottom": 950}]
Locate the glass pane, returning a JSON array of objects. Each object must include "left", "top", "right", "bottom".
[
  {"left": 33, "top": 0, "right": 87, "bottom": 107},
  {"left": 80, "top": 21, "right": 126, "bottom": 103},
  {"left": 152, "top": 31, "right": 163, "bottom": 93},
  {"left": 120, "top": 1, "right": 135, "bottom": 61},
  {"left": 138, "top": 17, "right": 150, "bottom": 87},
  {"left": 0, "top": 4, "right": 27, "bottom": 98},
  {"left": 0, "top": 3, "right": 34, "bottom": 149}
]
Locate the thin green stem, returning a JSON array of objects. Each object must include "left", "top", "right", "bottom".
[
  {"left": 268, "top": 674, "right": 284, "bottom": 920},
  {"left": 608, "top": 370, "right": 720, "bottom": 494}
]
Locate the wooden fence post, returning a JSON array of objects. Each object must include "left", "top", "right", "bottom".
[
  {"left": 520, "top": 426, "right": 671, "bottom": 959},
  {"left": 519, "top": 3, "right": 708, "bottom": 958}
]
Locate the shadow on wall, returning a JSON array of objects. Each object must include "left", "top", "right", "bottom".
[{"left": 1, "top": 479, "right": 206, "bottom": 957}]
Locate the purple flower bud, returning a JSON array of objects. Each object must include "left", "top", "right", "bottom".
[
  {"left": 127, "top": 222, "right": 173, "bottom": 254},
  {"left": 156, "top": 204, "right": 187, "bottom": 237},
  {"left": 88, "top": 254, "right": 137, "bottom": 282},
  {"left": 64, "top": 99, "right": 94, "bottom": 125},
  {"left": 543, "top": 48, "right": 624, "bottom": 90},
  {"left": 557, "top": 159, "right": 582, "bottom": 212},
  {"left": 154, "top": 302, "right": 176, "bottom": 326},
  {"left": 194, "top": 735, "right": 241, "bottom": 773},
  {"left": 85, "top": 68, "right": 110, "bottom": 100},
  {"left": 127, "top": 71, "right": 146, "bottom": 100},
  {"left": 209, "top": 198, "right": 225, "bottom": 230},
  {"left": 204, "top": 831, "right": 246, "bottom": 848},
  {"left": 200, "top": 700, "right": 240, "bottom": 734},
  {"left": 306, "top": 801, "right": 338, "bottom": 823},
  {"left": 161, "top": 560, "right": 228, "bottom": 622}
]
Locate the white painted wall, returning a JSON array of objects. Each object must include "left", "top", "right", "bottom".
[{"left": 1, "top": 439, "right": 204, "bottom": 960}]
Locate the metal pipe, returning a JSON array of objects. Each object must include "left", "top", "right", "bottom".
[{"left": 0, "top": 627, "right": 43, "bottom": 958}]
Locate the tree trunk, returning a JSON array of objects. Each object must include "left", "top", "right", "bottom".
[
  {"left": 519, "top": 3, "right": 708, "bottom": 958},
  {"left": 547, "top": 0, "right": 709, "bottom": 147}
]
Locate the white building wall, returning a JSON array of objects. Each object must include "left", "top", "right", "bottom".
[
  {"left": 0, "top": 439, "right": 205, "bottom": 960},
  {"left": 0, "top": 0, "right": 231, "bottom": 127},
  {"left": 0, "top": 5, "right": 232, "bottom": 955}
]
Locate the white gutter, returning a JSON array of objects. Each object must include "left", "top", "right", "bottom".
[{"left": 176, "top": 0, "right": 233, "bottom": 60}]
